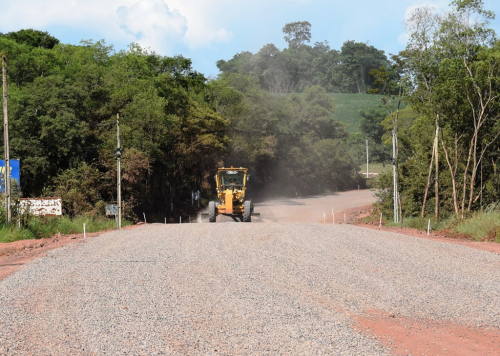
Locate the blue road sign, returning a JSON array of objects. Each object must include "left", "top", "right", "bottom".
[{"left": 0, "top": 159, "right": 20, "bottom": 193}]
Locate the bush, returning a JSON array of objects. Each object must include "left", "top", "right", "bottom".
[
  {"left": 0, "top": 214, "right": 128, "bottom": 243},
  {"left": 454, "top": 205, "right": 500, "bottom": 241}
]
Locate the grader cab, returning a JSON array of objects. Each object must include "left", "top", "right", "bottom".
[{"left": 208, "top": 167, "right": 255, "bottom": 222}]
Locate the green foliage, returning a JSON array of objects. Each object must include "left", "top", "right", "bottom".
[
  {"left": 0, "top": 225, "right": 35, "bottom": 242},
  {"left": 51, "top": 162, "right": 102, "bottom": 217},
  {"left": 337, "top": 41, "right": 389, "bottom": 94},
  {"left": 1, "top": 29, "right": 60, "bottom": 49},
  {"left": 1, "top": 36, "right": 229, "bottom": 221},
  {"left": 451, "top": 203, "right": 500, "bottom": 240},
  {"left": 350, "top": 108, "right": 391, "bottom": 164},
  {"left": 380, "top": 0, "right": 500, "bottom": 222},
  {"left": 359, "top": 109, "right": 386, "bottom": 144}
]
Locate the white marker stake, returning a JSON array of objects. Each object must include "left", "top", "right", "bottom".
[
  {"left": 180, "top": 216, "right": 182, "bottom": 224},
  {"left": 427, "top": 219, "right": 431, "bottom": 236},
  {"left": 379, "top": 213, "right": 382, "bottom": 229},
  {"left": 344, "top": 213, "right": 346, "bottom": 223},
  {"left": 143, "top": 213, "right": 147, "bottom": 223},
  {"left": 165, "top": 217, "right": 166, "bottom": 224},
  {"left": 333, "top": 213, "right": 335, "bottom": 225},
  {"left": 83, "top": 223, "right": 86, "bottom": 238},
  {"left": 323, "top": 212, "right": 326, "bottom": 223}
]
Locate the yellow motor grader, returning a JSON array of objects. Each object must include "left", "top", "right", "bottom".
[{"left": 208, "top": 167, "right": 256, "bottom": 222}]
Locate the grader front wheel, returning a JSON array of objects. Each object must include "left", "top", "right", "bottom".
[{"left": 243, "top": 200, "right": 252, "bottom": 222}]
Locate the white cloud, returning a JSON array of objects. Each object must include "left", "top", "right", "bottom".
[
  {"left": 117, "top": 0, "right": 187, "bottom": 53},
  {"left": 163, "top": 0, "right": 234, "bottom": 48},
  {"left": 0, "top": 0, "right": 234, "bottom": 53}
]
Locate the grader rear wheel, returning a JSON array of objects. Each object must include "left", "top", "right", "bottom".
[{"left": 208, "top": 201, "right": 216, "bottom": 223}]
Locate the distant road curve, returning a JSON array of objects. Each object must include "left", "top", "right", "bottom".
[{"left": 254, "top": 189, "right": 376, "bottom": 223}]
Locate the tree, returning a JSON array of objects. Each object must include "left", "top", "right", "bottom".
[
  {"left": 401, "top": 5, "right": 444, "bottom": 219},
  {"left": 2, "top": 29, "right": 60, "bottom": 49},
  {"left": 283, "top": 21, "right": 311, "bottom": 49},
  {"left": 338, "top": 41, "right": 389, "bottom": 93},
  {"left": 443, "top": 0, "right": 499, "bottom": 216}
]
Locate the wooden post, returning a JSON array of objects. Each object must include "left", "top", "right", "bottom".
[
  {"left": 2, "top": 53, "right": 11, "bottom": 223},
  {"left": 392, "top": 130, "right": 398, "bottom": 223},
  {"left": 116, "top": 113, "right": 122, "bottom": 229}
]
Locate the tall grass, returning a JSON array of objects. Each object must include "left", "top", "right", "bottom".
[
  {"left": 454, "top": 206, "right": 500, "bottom": 242},
  {"left": 0, "top": 215, "right": 126, "bottom": 243},
  {"left": 0, "top": 225, "right": 36, "bottom": 243},
  {"left": 381, "top": 206, "right": 500, "bottom": 242},
  {"left": 387, "top": 215, "right": 455, "bottom": 232}
]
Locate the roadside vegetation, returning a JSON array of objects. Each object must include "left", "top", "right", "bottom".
[
  {"left": 0, "top": 214, "right": 125, "bottom": 243},
  {"left": 368, "top": 0, "right": 500, "bottom": 242},
  {"left": 378, "top": 210, "right": 500, "bottom": 243}
]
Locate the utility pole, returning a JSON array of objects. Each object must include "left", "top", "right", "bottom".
[
  {"left": 116, "top": 113, "right": 122, "bottom": 229},
  {"left": 392, "top": 130, "right": 398, "bottom": 223},
  {"left": 2, "top": 53, "right": 11, "bottom": 223},
  {"left": 366, "top": 139, "right": 369, "bottom": 178}
]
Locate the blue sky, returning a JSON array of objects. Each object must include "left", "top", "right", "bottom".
[{"left": 1, "top": 0, "right": 499, "bottom": 77}]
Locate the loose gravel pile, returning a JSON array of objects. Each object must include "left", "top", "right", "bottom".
[{"left": 1, "top": 223, "right": 500, "bottom": 355}]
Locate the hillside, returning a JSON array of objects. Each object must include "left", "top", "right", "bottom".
[{"left": 330, "top": 93, "right": 384, "bottom": 133}]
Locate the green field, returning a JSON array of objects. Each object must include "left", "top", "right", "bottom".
[
  {"left": 359, "top": 162, "right": 391, "bottom": 175},
  {"left": 330, "top": 93, "right": 384, "bottom": 133}
]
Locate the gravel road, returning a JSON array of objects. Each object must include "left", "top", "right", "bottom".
[
  {"left": 2, "top": 217, "right": 500, "bottom": 355},
  {"left": 254, "top": 190, "right": 376, "bottom": 223}
]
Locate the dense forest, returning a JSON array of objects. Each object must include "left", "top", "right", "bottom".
[
  {"left": 1, "top": 0, "right": 499, "bottom": 224},
  {"left": 217, "top": 21, "right": 392, "bottom": 94}
]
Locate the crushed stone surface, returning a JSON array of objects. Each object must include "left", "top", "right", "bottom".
[{"left": 1, "top": 222, "right": 500, "bottom": 355}]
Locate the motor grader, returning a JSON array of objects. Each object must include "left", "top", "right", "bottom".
[{"left": 208, "top": 167, "right": 256, "bottom": 222}]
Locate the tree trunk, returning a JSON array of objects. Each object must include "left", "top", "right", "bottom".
[
  {"left": 460, "top": 135, "right": 475, "bottom": 218},
  {"left": 441, "top": 133, "right": 460, "bottom": 217}
]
